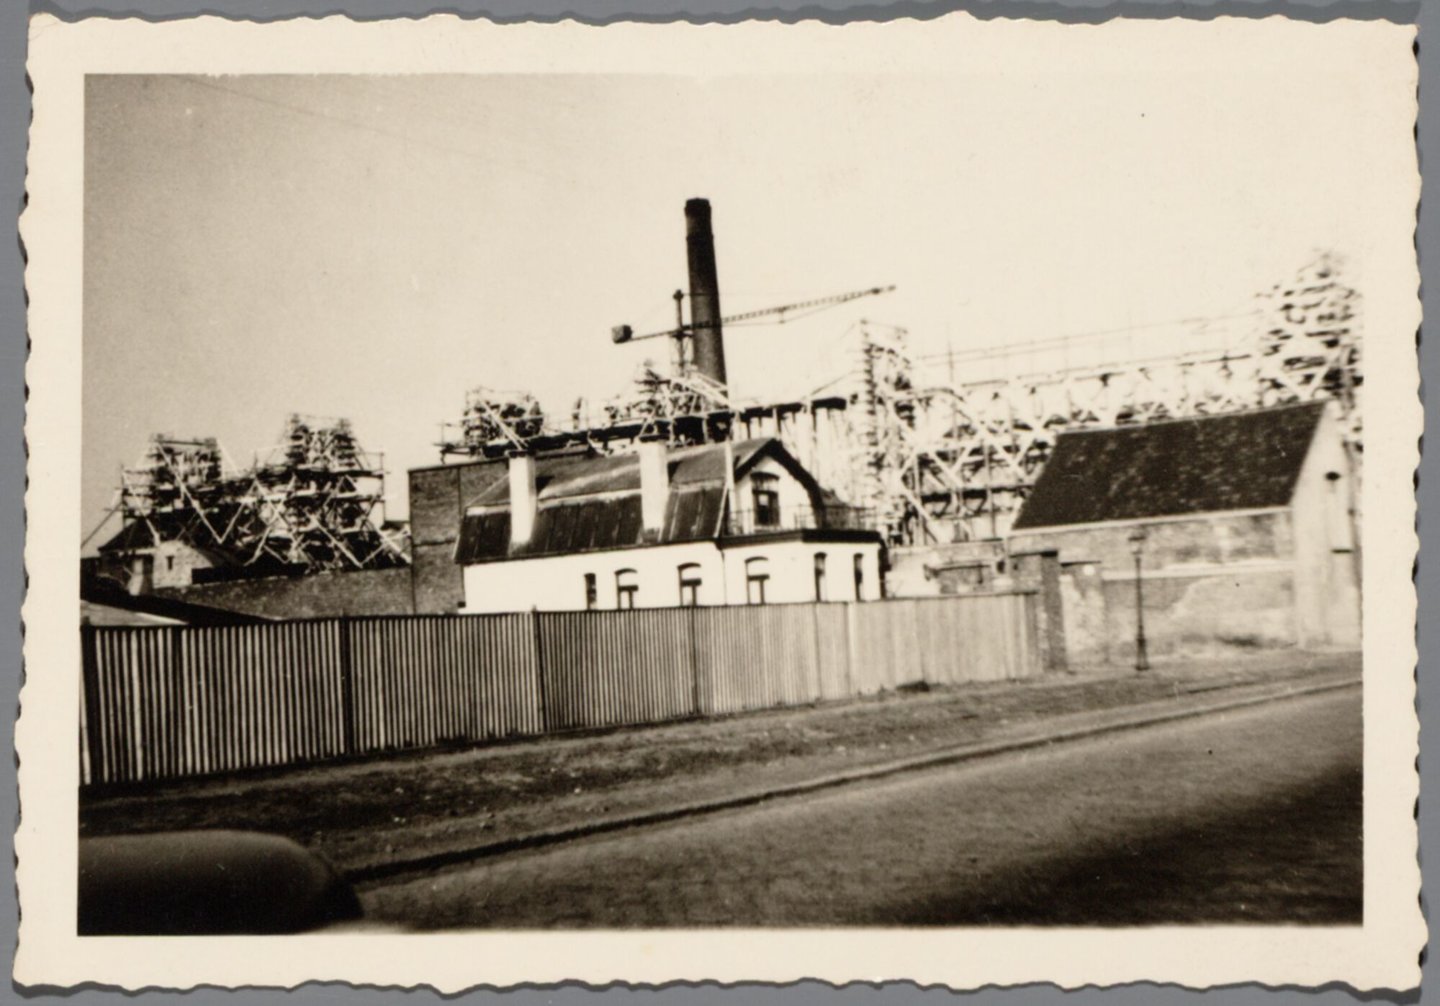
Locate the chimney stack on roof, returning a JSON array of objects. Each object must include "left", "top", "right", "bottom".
[
  {"left": 638, "top": 438, "right": 670, "bottom": 538},
  {"left": 507, "top": 452, "right": 538, "bottom": 547},
  {"left": 685, "top": 198, "right": 727, "bottom": 389}
]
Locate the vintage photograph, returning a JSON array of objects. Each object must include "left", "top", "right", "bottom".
[{"left": 19, "top": 11, "right": 1423, "bottom": 992}]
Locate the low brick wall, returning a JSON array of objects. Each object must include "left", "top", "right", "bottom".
[{"left": 155, "top": 567, "right": 414, "bottom": 619}]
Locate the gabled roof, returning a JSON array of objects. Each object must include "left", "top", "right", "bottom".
[
  {"left": 79, "top": 578, "right": 273, "bottom": 626},
  {"left": 455, "top": 486, "right": 726, "bottom": 564},
  {"left": 96, "top": 509, "right": 249, "bottom": 566},
  {"left": 454, "top": 438, "right": 826, "bottom": 564},
  {"left": 1011, "top": 402, "right": 1327, "bottom": 530},
  {"left": 460, "top": 438, "right": 806, "bottom": 509}
]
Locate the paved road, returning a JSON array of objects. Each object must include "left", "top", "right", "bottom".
[{"left": 363, "top": 687, "right": 1361, "bottom": 928}]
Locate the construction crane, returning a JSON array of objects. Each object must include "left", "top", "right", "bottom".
[{"left": 610, "top": 284, "right": 897, "bottom": 346}]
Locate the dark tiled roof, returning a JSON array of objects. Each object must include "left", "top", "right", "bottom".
[
  {"left": 456, "top": 486, "right": 725, "bottom": 564},
  {"left": 78, "top": 578, "right": 272, "bottom": 626},
  {"left": 462, "top": 439, "right": 778, "bottom": 508},
  {"left": 454, "top": 438, "right": 824, "bottom": 563},
  {"left": 94, "top": 512, "right": 292, "bottom": 576},
  {"left": 97, "top": 511, "right": 200, "bottom": 553},
  {"left": 1011, "top": 402, "right": 1326, "bottom": 530}
]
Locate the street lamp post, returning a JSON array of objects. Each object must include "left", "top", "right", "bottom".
[{"left": 1128, "top": 527, "right": 1151, "bottom": 672}]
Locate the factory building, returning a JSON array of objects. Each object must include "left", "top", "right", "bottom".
[
  {"left": 411, "top": 438, "right": 884, "bottom": 614},
  {"left": 1006, "top": 400, "right": 1360, "bottom": 663}
]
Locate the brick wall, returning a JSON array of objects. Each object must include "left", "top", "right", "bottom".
[
  {"left": 408, "top": 460, "right": 509, "bottom": 613},
  {"left": 155, "top": 567, "right": 414, "bottom": 619},
  {"left": 1011, "top": 511, "right": 1301, "bottom": 662},
  {"left": 409, "top": 466, "right": 463, "bottom": 613}
]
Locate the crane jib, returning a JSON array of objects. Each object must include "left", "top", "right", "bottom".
[{"left": 612, "top": 284, "right": 896, "bottom": 344}]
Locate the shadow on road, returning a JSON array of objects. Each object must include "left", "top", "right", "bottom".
[{"left": 887, "top": 768, "right": 1362, "bottom": 927}]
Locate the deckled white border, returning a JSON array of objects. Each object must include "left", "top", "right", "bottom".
[{"left": 17, "top": 12, "right": 1423, "bottom": 992}]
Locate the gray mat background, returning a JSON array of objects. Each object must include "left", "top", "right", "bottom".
[{"left": 0, "top": 0, "right": 1430, "bottom": 1001}]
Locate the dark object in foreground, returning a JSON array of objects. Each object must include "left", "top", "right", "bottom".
[{"left": 78, "top": 830, "right": 362, "bottom": 935}]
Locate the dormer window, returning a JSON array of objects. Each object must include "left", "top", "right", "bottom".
[{"left": 751, "top": 472, "right": 780, "bottom": 528}]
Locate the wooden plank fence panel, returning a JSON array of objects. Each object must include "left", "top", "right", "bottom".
[
  {"left": 80, "top": 593, "right": 1044, "bottom": 786},
  {"left": 539, "top": 610, "right": 694, "bottom": 731},
  {"left": 848, "top": 602, "right": 895, "bottom": 695},
  {"left": 812, "top": 605, "right": 852, "bottom": 701}
]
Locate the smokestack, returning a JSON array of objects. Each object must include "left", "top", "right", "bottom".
[
  {"left": 508, "top": 453, "right": 537, "bottom": 547},
  {"left": 685, "top": 198, "right": 727, "bottom": 388},
  {"left": 638, "top": 438, "right": 669, "bottom": 537}
]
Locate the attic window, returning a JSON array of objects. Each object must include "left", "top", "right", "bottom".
[{"left": 751, "top": 472, "right": 780, "bottom": 528}]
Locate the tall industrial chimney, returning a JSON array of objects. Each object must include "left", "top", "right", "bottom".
[{"left": 685, "top": 198, "right": 728, "bottom": 388}]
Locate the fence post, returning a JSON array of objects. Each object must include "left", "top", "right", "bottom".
[
  {"left": 844, "top": 602, "right": 858, "bottom": 698},
  {"left": 338, "top": 617, "right": 356, "bottom": 755},
  {"left": 530, "top": 609, "right": 551, "bottom": 734},
  {"left": 167, "top": 624, "right": 185, "bottom": 780},
  {"left": 687, "top": 605, "right": 702, "bottom": 717},
  {"left": 79, "top": 624, "right": 102, "bottom": 786},
  {"left": 809, "top": 603, "right": 824, "bottom": 703}
]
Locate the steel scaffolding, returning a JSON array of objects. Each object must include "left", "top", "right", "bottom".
[
  {"left": 107, "top": 416, "right": 408, "bottom": 575},
  {"left": 433, "top": 255, "right": 1364, "bottom": 548},
  {"left": 860, "top": 254, "right": 1364, "bottom": 543}
]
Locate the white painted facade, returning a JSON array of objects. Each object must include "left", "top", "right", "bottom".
[
  {"left": 461, "top": 538, "right": 883, "bottom": 613},
  {"left": 456, "top": 436, "right": 885, "bottom": 614},
  {"left": 114, "top": 540, "right": 218, "bottom": 593}
]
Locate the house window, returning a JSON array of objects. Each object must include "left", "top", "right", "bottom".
[
  {"left": 165, "top": 555, "right": 175, "bottom": 572},
  {"left": 853, "top": 554, "right": 865, "bottom": 600},
  {"left": 745, "top": 557, "right": 769, "bottom": 605},
  {"left": 813, "top": 553, "right": 827, "bottom": 602},
  {"left": 678, "top": 563, "right": 702, "bottom": 607},
  {"left": 615, "top": 569, "right": 638, "bottom": 610},
  {"left": 751, "top": 473, "right": 780, "bottom": 528},
  {"left": 584, "top": 572, "right": 597, "bottom": 610}
]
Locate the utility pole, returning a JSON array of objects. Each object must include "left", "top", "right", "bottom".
[{"left": 1129, "top": 528, "right": 1151, "bottom": 671}]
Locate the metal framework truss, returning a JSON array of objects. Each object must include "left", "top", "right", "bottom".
[
  {"left": 434, "top": 256, "right": 1362, "bottom": 549},
  {"left": 438, "top": 389, "right": 549, "bottom": 460},
  {"left": 246, "top": 415, "right": 408, "bottom": 571},
  {"left": 867, "top": 255, "right": 1364, "bottom": 543},
  {"left": 111, "top": 416, "right": 408, "bottom": 575}
]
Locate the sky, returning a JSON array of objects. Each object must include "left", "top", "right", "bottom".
[{"left": 82, "top": 54, "right": 1408, "bottom": 540}]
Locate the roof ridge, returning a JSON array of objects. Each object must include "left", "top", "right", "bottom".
[{"left": 1059, "top": 400, "right": 1325, "bottom": 436}]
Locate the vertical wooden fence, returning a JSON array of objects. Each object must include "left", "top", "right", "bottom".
[{"left": 80, "top": 591, "right": 1042, "bottom": 786}]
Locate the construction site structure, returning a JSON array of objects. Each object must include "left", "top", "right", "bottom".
[
  {"left": 434, "top": 196, "right": 1363, "bottom": 549},
  {"left": 248, "top": 415, "right": 409, "bottom": 571},
  {"left": 855, "top": 253, "right": 1364, "bottom": 543},
  {"left": 438, "top": 254, "right": 1362, "bottom": 547},
  {"left": 438, "top": 196, "right": 897, "bottom": 475},
  {"left": 100, "top": 414, "right": 408, "bottom": 586}
]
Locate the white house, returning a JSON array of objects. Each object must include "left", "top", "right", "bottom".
[{"left": 455, "top": 438, "right": 885, "bottom": 613}]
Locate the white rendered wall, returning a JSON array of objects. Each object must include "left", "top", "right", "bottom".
[
  {"left": 462, "top": 538, "right": 885, "bottom": 612},
  {"left": 738, "top": 457, "right": 807, "bottom": 506},
  {"left": 461, "top": 541, "right": 725, "bottom": 613},
  {"left": 1289, "top": 402, "right": 1362, "bottom": 647},
  {"left": 720, "top": 540, "right": 883, "bottom": 604},
  {"left": 149, "top": 541, "right": 215, "bottom": 589}
]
